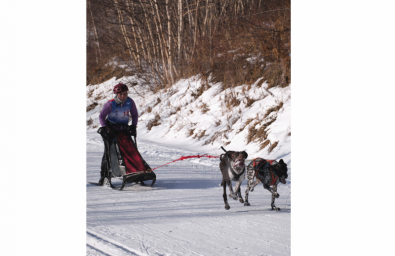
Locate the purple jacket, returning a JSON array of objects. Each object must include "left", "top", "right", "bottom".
[{"left": 99, "top": 97, "right": 138, "bottom": 127}]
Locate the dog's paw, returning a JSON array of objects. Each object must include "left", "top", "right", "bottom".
[
  {"left": 229, "top": 193, "right": 238, "bottom": 200},
  {"left": 239, "top": 198, "right": 244, "bottom": 204},
  {"left": 225, "top": 204, "right": 230, "bottom": 210},
  {"left": 274, "top": 193, "right": 280, "bottom": 198},
  {"left": 271, "top": 205, "right": 281, "bottom": 211},
  {"left": 244, "top": 202, "right": 250, "bottom": 206}
]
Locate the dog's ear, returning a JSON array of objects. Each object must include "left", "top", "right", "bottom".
[
  {"left": 279, "top": 159, "right": 288, "bottom": 173},
  {"left": 242, "top": 151, "right": 248, "bottom": 159}
]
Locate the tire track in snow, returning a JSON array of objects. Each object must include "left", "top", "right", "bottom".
[
  {"left": 87, "top": 244, "right": 112, "bottom": 256},
  {"left": 87, "top": 229, "right": 148, "bottom": 256}
]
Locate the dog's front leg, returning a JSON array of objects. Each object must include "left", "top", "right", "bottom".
[
  {"left": 234, "top": 180, "right": 244, "bottom": 203},
  {"left": 244, "top": 168, "right": 255, "bottom": 206},
  {"left": 263, "top": 184, "right": 279, "bottom": 198},
  {"left": 227, "top": 179, "right": 238, "bottom": 200},
  {"left": 270, "top": 184, "right": 280, "bottom": 211},
  {"left": 264, "top": 184, "right": 280, "bottom": 211},
  {"left": 223, "top": 177, "right": 230, "bottom": 210},
  {"left": 225, "top": 166, "right": 238, "bottom": 200}
]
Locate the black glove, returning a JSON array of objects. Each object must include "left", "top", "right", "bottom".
[
  {"left": 98, "top": 127, "right": 114, "bottom": 141},
  {"left": 127, "top": 125, "right": 136, "bottom": 137}
]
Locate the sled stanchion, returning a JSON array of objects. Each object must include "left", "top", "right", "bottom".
[{"left": 103, "top": 139, "right": 115, "bottom": 188}]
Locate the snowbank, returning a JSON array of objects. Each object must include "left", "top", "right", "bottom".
[{"left": 86, "top": 76, "right": 291, "bottom": 166}]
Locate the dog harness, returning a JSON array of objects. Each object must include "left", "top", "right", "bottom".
[
  {"left": 252, "top": 158, "right": 278, "bottom": 185},
  {"left": 230, "top": 166, "right": 245, "bottom": 181}
]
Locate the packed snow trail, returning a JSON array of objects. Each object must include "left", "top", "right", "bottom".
[{"left": 87, "top": 131, "right": 291, "bottom": 255}]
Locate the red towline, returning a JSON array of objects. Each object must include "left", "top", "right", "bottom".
[{"left": 151, "top": 154, "right": 220, "bottom": 171}]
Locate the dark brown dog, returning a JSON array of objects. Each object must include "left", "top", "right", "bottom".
[{"left": 219, "top": 148, "right": 248, "bottom": 210}]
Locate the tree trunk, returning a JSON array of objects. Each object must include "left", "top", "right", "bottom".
[
  {"left": 139, "top": 0, "right": 160, "bottom": 76},
  {"left": 125, "top": 0, "right": 142, "bottom": 69},
  {"left": 88, "top": 0, "right": 101, "bottom": 60},
  {"left": 185, "top": 0, "right": 194, "bottom": 57},
  {"left": 203, "top": 0, "right": 210, "bottom": 37},
  {"left": 152, "top": 0, "right": 170, "bottom": 85},
  {"left": 177, "top": 0, "right": 183, "bottom": 67},
  {"left": 166, "top": 0, "right": 174, "bottom": 84},
  {"left": 113, "top": 0, "right": 136, "bottom": 61},
  {"left": 192, "top": 0, "right": 200, "bottom": 58}
]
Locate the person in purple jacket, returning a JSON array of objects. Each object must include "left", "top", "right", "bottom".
[{"left": 97, "top": 83, "right": 140, "bottom": 185}]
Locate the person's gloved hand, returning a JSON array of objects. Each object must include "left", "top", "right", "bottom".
[
  {"left": 127, "top": 125, "right": 136, "bottom": 137},
  {"left": 98, "top": 127, "right": 114, "bottom": 141}
]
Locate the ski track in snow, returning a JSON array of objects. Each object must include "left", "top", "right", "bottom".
[
  {"left": 87, "top": 230, "right": 146, "bottom": 256},
  {"left": 87, "top": 133, "right": 291, "bottom": 255}
]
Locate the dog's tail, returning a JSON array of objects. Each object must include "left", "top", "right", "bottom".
[{"left": 220, "top": 146, "right": 228, "bottom": 161}]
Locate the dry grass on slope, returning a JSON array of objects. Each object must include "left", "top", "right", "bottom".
[
  {"left": 147, "top": 113, "right": 161, "bottom": 131},
  {"left": 246, "top": 101, "right": 285, "bottom": 153}
]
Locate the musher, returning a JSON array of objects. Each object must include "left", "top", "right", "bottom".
[{"left": 97, "top": 83, "right": 145, "bottom": 185}]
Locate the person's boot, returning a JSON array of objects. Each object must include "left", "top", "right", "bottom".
[{"left": 98, "top": 177, "right": 105, "bottom": 186}]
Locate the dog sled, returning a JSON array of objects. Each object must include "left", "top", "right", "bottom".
[{"left": 91, "top": 131, "right": 156, "bottom": 190}]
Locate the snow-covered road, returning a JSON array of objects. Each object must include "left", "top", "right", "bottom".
[{"left": 87, "top": 132, "right": 291, "bottom": 256}]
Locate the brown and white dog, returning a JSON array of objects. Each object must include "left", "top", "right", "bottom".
[
  {"left": 219, "top": 147, "right": 248, "bottom": 210},
  {"left": 244, "top": 158, "right": 288, "bottom": 211}
]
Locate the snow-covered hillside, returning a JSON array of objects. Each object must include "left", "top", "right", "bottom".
[{"left": 86, "top": 76, "right": 291, "bottom": 165}]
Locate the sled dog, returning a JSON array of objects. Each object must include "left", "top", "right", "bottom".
[
  {"left": 219, "top": 149, "right": 248, "bottom": 210},
  {"left": 244, "top": 158, "right": 288, "bottom": 211}
]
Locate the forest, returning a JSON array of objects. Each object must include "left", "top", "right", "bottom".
[{"left": 87, "top": 0, "right": 290, "bottom": 91}]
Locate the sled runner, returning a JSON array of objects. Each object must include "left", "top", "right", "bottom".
[{"left": 94, "top": 129, "right": 156, "bottom": 190}]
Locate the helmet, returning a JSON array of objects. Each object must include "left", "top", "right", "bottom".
[{"left": 113, "top": 83, "right": 129, "bottom": 94}]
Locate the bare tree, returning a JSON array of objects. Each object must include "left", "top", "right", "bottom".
[{"left": 87, "top": 0, "right": 291, "bottom": 89}]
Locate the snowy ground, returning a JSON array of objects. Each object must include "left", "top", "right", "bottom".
[{"left": 87, "top": 130, "right": 291, "bottom": 256}]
